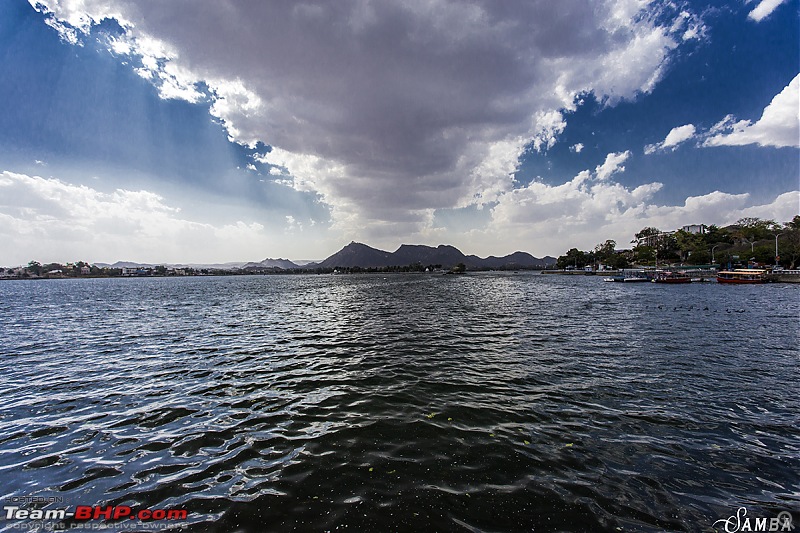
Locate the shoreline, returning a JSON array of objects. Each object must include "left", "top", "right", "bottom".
[{"left": 4, "top": 269, "right": 800, "bottom": 283}]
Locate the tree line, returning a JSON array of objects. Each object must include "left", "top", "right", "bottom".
[
  {"left": 1, "top": 261, "right": 245, "bottom": 279},
  {"left": 556, "top": 215, "right": 800, "bottom": 270},
  {"left": 1, "top": 261, "right": 470, "bottom": 278}
]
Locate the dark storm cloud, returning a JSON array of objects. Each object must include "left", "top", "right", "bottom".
[{"left": 32, "top": 0, "right": 695, "bottom": 228}]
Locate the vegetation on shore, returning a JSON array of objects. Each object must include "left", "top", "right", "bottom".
[
  {"left": 0, "top": 260, "right": 511, "bottom": 279},
  {"left": 0, "top": 262, "right": 246, "bottom": 279},
  {"left": 557, "top": 216, "right": 800, "bottom": 270}
]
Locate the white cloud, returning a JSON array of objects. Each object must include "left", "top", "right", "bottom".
[
  {"left": 530, "top": 111, "right": 567, "bottom": 153},
  {"left": 644, "top": 124, "right": 696, "bottom": 154},
  {"left": 0, "top": 171, "right": 290, "bottom": 265},
  {"left": 157, "top": 62, "right": 205, "bottom": 103},
  {"left": 284, "top": 215, "right": 300, "bottom": 231},
  {"left": 475, "top": 170, "right": 798, "bottom": 257},
  {"left": 548, "top": 21, "right": 678, "bottom": 103},
  {"left": 595, "top": 151, "right": 631, "bottom": 181},
  {"left": 209, "top": 79, "right": 264, "bottom": 146},
  {"left": 3, "top": 168, "right": 794, "bottom": 264},
  {"left": 705, "top": 74, "right": 800, "bottom": 148},
  {"left": 733, "top": 191, "right": 799, "bottom": 222},
  {"left": 661, "top": 124, "right": 697, "bottom": 148},
  {"left": 415, "top": 146, "right": 799, "bottom": 257},
  {"left": 490, "top": 173, "right": 661, "bottom": 230},
  {"left": 670, "top": 10, "right": 706, "bottom": 41},
  {"left": 748, "top": 0, "right": 789, "bottom": 22},
  {"left": 570, "top": 143, "right": 584, "bottom": 153},
  {"left": 29, "top": 0, "right": 700, "bottom": 235},
  {"left": 43, "top": 16, "right": 81, "bottom": 45}
]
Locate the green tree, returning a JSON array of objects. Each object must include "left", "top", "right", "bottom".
[
  {"left": 26, "top": 260, "right": 42, "bottom": 276},
  {"left": 777, "top": 215, "right": 800, "bottom": 268},
  {"left": 674, "top": 230, "right": 713, "bottom": 264},
  {"left": 703, "top": 224, "right": 733, "bottom": 246},
  {"left": 633, "top": 227, "right": 661, "bottom": 247},
  {"left": 635, "top": 227, "right": 660, "bottom": 238},
  {"left": 674, "top": 230, "right": 695, "bottom": 262},
  {"left": 632, "top": 245, "right": 655, "bottom": 265},
  {"left": 557, "top": 248, "right": 590, "bottom": 269},
  {"left": 687, "top": 248, "right": 710, "bottom": 264},
  {"left": 605, "top": 252, "right": 630, "bottom": 269},
  {"left": 43, "top": 262, "right": 64, "bottom": 273},
  {"left": 751, "top": 245, "right": 775, "bottom": 265},
  {"left": 734, "top": 217, "right": 775, "bottom": 244},
  {"left": 633, "top": 227, "right": 679, "bottom": 263},
  {"left": 593, "top": 240, "right": 616, "bottom": 262}
]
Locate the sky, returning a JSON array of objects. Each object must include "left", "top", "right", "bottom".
[{"left": 0, "top": 0, "right": 798, "bottom": 265}]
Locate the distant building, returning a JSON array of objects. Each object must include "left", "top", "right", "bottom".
[
  {"left": 682, "top": 224, "right": 707, "bottom": 234},
  {"left": 80, "top": 265, "right": 90, "bottom": 275}
]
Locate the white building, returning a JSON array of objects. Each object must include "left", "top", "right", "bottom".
[{"left": 681, "top": 224, "right": 707, "bottom": 234}]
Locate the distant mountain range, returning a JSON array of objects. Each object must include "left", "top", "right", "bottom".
[
  {"left": 307, "top": 242, "right": 555, "bottom": 269},
  {"left": 94, "top": 243, "right": 555, "bottom": 271},
  {"left": 241, "top": 258, "right": 303, "bottom": 270},
  {"left": 97, "top": 260, "right": 251, "bottom": 269}
]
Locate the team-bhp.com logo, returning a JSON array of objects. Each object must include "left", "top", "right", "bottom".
[
  {"left": 713, "top": 507, "right": 795, "bottom": 532},
  {"left": 4, "top": 504, "right": 187, "bottom": 529}
]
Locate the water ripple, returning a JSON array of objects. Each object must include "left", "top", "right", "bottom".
[{"left": 0, "top": 274, "right": 797, "bottom": 531}]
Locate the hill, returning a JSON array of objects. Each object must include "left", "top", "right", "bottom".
[
  {"left": 241, "top": 258, "right": 301, "bottom": 270},
  {"left": 315, "top": 242, "right": 393, "bottom": 268},
  {"left": 312, "top": 242, "right": 555, "bottom": 269}
]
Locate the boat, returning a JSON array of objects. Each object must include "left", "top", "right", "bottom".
[
  {"left": 652, "top": 271, "right": 691, "bottom": 284},
  {"left": 716, "top": 269, "right": 768, "bottom": 284},
  {"left": 606, "top": 269, "right": 651, "bottom": 282}
]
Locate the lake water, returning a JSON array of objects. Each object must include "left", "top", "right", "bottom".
[{"left": 0, "top": 273, "right": 798, "bottom": 532}]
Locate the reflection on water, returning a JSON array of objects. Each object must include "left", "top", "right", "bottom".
[{"left": 0, "top": 273, "right": 798, "bottom": 531}]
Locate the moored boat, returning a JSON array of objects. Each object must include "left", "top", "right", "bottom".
[
  {"left": 652, "top": 271, "right": 691, "bottom": 284},
  {"left": 606, "top": 269, "right": 651, "bottom": 282},
  {"left": 716, "top": 269, "right": 767, "bottom": 284}
]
